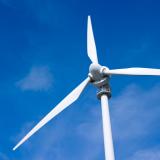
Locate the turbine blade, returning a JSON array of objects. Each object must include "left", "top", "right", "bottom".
[
  {"left": 105, "top": 68, "right": 160, "bottom": 76},
  {"left": 87, "top": 16, "right": 98, "bottom": 64},
  {"left": 13, "top": 77, "right": 90, "bottom": 151}
]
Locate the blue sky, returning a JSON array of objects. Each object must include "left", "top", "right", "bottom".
[{"left": 0, "top": 0, "right": 160, "bottom": 159}]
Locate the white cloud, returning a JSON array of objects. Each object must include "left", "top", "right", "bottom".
[
  {"left": 16, "top": 66, "right": 53, "bottom": 91},
  {"left": 128, "top": 148, "right": 160, "bottom": 160},
  {"left": 111, "top": 83, "right": 160, "bottom": 141}
]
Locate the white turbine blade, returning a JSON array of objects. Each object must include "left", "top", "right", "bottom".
[
  {"left": 101, "top": 94, "right": 115, "bottom": 160},
  {"left": 13, "top": 77, "right": 90, "bottom": 151},
  {"left": 87, "top": 16, "right": 98, "bottom": 64},
  {"left": 105, "top": 68, "right": 160, "bottom": 76}
]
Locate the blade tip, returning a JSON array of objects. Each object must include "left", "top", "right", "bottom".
[
  {"left": 13, "top": 147, "right": 16, "bottom": 151},
  {"left": 13, "top": 144, "right": 19, "bottom": 151}
]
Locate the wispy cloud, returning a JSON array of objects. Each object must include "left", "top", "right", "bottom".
[
  {"left": 0, "top": 153, "right": 9, "bottom": 160},
  {"left": 12, "top": 83, "right": 160, "bottom": 159},
  {"left": 111, "top": 83, "right": 160, "bottom": 141},
  {"left": 0, "top": 0, "right": 74, "bottom": 28},
  {"left": 127, "top": 148, "right": 160, "bottom": 160},
  {"left": 16, "top": 66, "right": 53, "bottom": 91},
  {"left": 75, "top": 105, "right": 103, "bottom": 160},
  {"left": 12, "top": 118, "right": 75, "bottom": 160},
  {"left": 11, "top": 93, "right": 103, "bottom": 160}
]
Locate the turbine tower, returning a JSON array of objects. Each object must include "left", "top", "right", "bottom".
[{"left": 13, "top": 16, "right": 160, "bottom": 160}]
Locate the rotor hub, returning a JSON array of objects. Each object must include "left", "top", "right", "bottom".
[
  {"left": 89, "top": 63, "right": 109, "bottom": 81},
  {"left": 89, "top": 63, "right": 110, "bottom": 87}
]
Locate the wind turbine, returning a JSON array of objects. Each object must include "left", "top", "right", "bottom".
[{"left": 13, "top": 16, "right": 160, "bottom": 160}]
